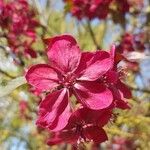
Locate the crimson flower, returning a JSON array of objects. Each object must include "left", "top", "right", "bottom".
[
  {"left": 116, "top": 33, "right": 145, "bottom": 72},
  {"left": 64, "top": 0, "right": 113, "bottom": 20},
  {"left": 102, "top": 71, "right": 131, "bottom": 109},
  {"left": 0, "top": 0, "right": 39, "bottom": 58},
  {"left": 116, "top": 0, "right": 144, "bottom": 14},
  {"left": 116, "top": 33, "right": 145, "bottom": 53},
  {"left": 115, "top": 0, "right": 130, "bottom": 15},
  {"left": 25, "top": 35, "right": 113, "bottom": 131},
  {"left": 47, "top": 107, "right": 112, "bottom": 145},
  {"left": 19, "top": 100, "right": 28, "bottom": 118},
  {"left": 99, "top": 46, "right": 132, "bottom": 109},
  {"left": 64, "top": 0, "right": 144, "bottom": 21}
]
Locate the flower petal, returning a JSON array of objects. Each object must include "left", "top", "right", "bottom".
[
  {"left": 74, "top": 52, "right": 94, "bottom": 76},
  {"left": 68, "top": 107, "right": 112, "bottom": 127},
  {"left": 115, "top": 99, "right": 131, "bottom": 109},
  {"left": 110, "top": 45, "right": 124, "bottom": 68},
  {"left": 47, "top": 132, "right": 63, "bottom": 146},
  {"left": 25, "top": 64, "right": 59, "bottom": 92},
  {"left": 78, "top": 51, "right": 112, "bottom": 81},
  {"left": 96, "top": 109, "right": 112, "bottom": 126},
  {"left": 46, "top": 35, "right": 81, "bottom": 73},
  {"left": 106, "top": 71, "right": 119, "bottom": 84},
  {"left": 47, "top": 130, "right": 79, "bottom": 145},
  {"left": 36, "top": 88, "right": 71, "bottom": 131},
  {"left": 110, "top": 86, "right": 130, "bottom": 109},
  {"left": 84, "top": 126, "right": 108, "bottom": 143},
  {"left": 74, "top": 81, "right": 113, "bottom": 110},
  {"left": 110, "top": 44, "right": 116, "bottom": 60},
  {"left": 117, "top": 81, "right": 132, "bottom": 99}
]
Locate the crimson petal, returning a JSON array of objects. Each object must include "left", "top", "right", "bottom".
[
  {"left": 47, "top": 129, "right": 79, "bottom": 145},
  {"left": 109, "top": 85, "right": 130, "bottom": 110},
  {"left": 84, "top": 126, "right": 108, "bottom": 143},
  {"left": 117, "top": 81, "right": 132, "bottom": 99},
  {"left": 68, "top": 107, "right": 112, "bottom": 127},
  {"left": 46, "top": 35, "right": 81, "bottom": 74},
  {"left": 78, "top": 51, "right": 112, "bottom": 81},
  {"left": 36, "top": 88, "right": 71, "bottom": 131},
  {"left": 74, "top": 81, "right": 113, "bottom": 110},
  {"left": 74, "top": 52, "right": 94, "bottom": 76},
  {"left": 25, "top": 64, "right": 59, "bottom": 92},
  {"left": 115, "top": 99, "right": 131, "bottom": 109}
]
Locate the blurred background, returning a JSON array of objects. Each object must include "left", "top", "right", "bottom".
[{"left": 0, "top": 0, "right": 150, "bottom": 149}]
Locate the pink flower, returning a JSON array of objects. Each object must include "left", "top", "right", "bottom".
[
  {"left": 99, "top": 46, "right": 132, "bottom": 109},
  {"left": 116, "top": 33, "right": 134, "bottom": 53},
  {"left": 19, "top": 100, "right": 28, "bottom": 118},
  {"left": 116, "top": 33, "right": 145, "bottom": 72},
  {"left": 103, "top": 70, "right": 131, "bottom": 109},
  {"left": 116, "top": 33, "right": 145, "bottom": 53},
  {"left": 64, "top": 0, "right": 144, "bottom": 21},
  {"left": 19, "top": 100, "right": 28, "bottom": 113},
  {"left": 0, "top": 0, "right": 39, "bottom": 58},
  {"left": 64, "top": 0, "right": 113, "bottom": 20},
  {"left": 25, "top": 35, "right": 113, "bottom": 131},
  {"left": 115, "top": 0, "right": 130, "bottom": 15},
  {"left": 47, "top": 107, "right": 112, "bottom": 145}
]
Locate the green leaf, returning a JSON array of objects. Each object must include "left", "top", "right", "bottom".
[{"left": 0, "top": 76, "right": 27, "bottom": 97}]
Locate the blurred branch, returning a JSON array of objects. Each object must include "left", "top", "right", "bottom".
[
  {"left": 46, "top": 0, "right": 51, "bottom": 10},
  {"left": 0, "top": 76, "right": 27, "bottom": 97},
  {"left": 87, "top": 20, "right": 101, "bottom": 49},
  {"left": 0, "top": 69, "right": 15, "bottom": 79}
]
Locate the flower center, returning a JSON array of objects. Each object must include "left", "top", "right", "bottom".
[
  {"left": 118, "top": 67, "right": 128, "bottom": 80},
  {"left": 100, "top": 68, "right": 127, "bottom": 87},
  {"left": 75, "top": 124, "right": 86, "bottom": 143},
  {"left": 100, "top": 75, "right": 114, "bottom": 87},
  {"left": 59, "top": 72, "right": 76, "bottom": 88}
]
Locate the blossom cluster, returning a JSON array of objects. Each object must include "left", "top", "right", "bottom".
[
  {"left": 19, "top": 100, "right": 32, "bottom": 120},
  {"left": 116, "top": 33, "right": 145, "bottom": 53},
  {"left": 64, "top": 0, "right": 143, "bottom": 20},
  {"left": 25, "top": 35, "right": 131, "bottom": 146},
  {"left": 116, "top": 32, "right": 145, "bottom": 72},
  {"left": 64, "top": 0, "right": 113, "bottom": 20},
  {"left": 0, "top": 0, "right": 39, "bottom": 58}
]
